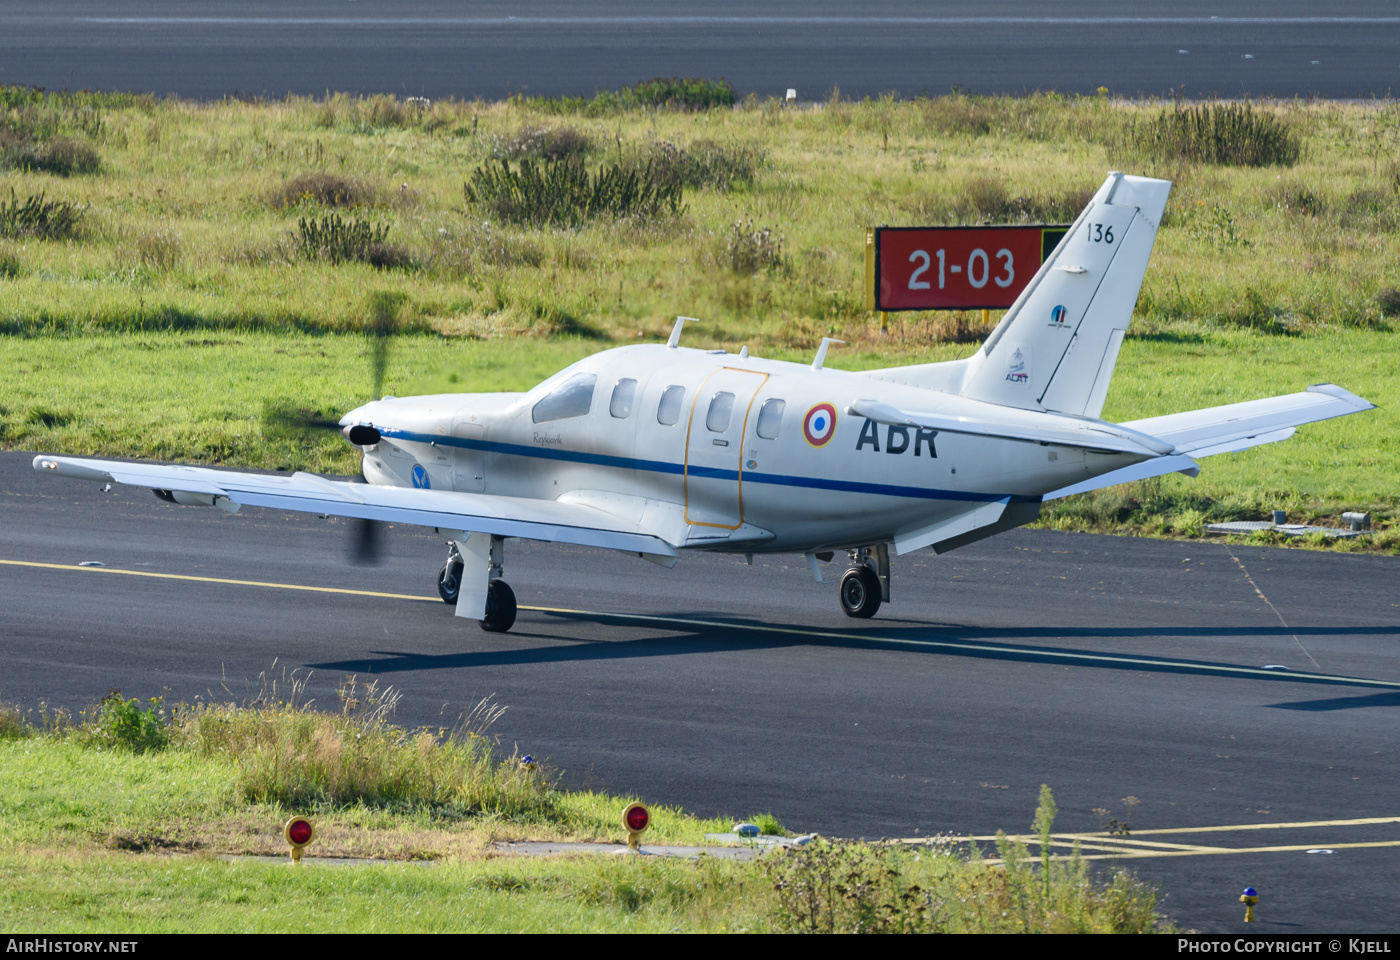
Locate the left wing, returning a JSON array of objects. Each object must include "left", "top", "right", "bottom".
[{"left": 32, "top": 455, "right": 677, "bottom": 557}]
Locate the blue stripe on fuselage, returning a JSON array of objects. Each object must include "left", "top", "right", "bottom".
[{"left": 381, "top": 427, "right": 1021, "bottom": 504}]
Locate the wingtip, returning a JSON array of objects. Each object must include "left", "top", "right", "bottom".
[{"left": 1306, "top": 383, "right": 1377, "bottom": 411}]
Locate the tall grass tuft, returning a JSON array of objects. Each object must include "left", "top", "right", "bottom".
[
  {"left": 491, "top": 125, "right": 593, "bottom": 162},
  {"left": 764, "top": 786, "right": 1162, "bottom": 933},
  {"left": 271, "top": 173, "right": 377, "bottom": 209},
  {"left": 0, "top": 698, "right": 28, "bottom": 740},
  {"left": 465, "top": 157, "right": 683, "bottom": 227},
  {"left": 296, "top": 212, "right": 409, "bottom": 268},
  {"left": 1, "top": 134, "right": 101, "bottom": 175},
  {"left": 514, "top": 77, "right": 736, "bottom": 115},
  {"left": 0, "top": 189, "right": 84, "bottom": 240},
  {"left": 174, "top": 683, "right": 559, "bottom": 817},
  {"left": 723, "top": 220, "right": 787, "bottom": 274},
  {"left": 642, "top": 139, "right": 762, "bottom": 191},
  {"left": 1132, "top": 103, "right": 1300, "bottom": 166}
]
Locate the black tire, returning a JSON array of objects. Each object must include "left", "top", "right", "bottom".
[
  {"left": 839, "top": 566, "right": 882, "bottom": 619},
  {"left": 480, "top": 579, "right": 517, "bottom": 633},
  {"left": 437, "top": 559, "right": 463, "bottom": 604}
]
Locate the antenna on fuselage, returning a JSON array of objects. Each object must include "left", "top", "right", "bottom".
[
  {"left": 667, "top": 316, "right": 699, "bottom": 348},
  {"left": 812, "top": 337, "right": 845, "bottom": 371}
]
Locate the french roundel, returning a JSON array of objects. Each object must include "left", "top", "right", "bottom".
[{"left": 803, "top": 403, "right": 838, "bottom": 447}]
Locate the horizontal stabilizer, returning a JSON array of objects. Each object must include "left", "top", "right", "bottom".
[
  {"left": 33, "top": 455, "right": 677, "bottom": 557},
  {"left": 1042, "top": 384, "right": 1375, "bottom": 501},
  {"left": 1123, "top": 384, "right": 1375, "bottom": 455}
]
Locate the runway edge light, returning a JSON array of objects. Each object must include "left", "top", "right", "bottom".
[
  {"left": 285, "top": 816, "right": 315, "bottom": 864},
  {"left": 1240, "top": 886, "right": 1258, "bottom": 922},
  {"left": 622, "top": 802, "right": 650, "bottom": 853}
]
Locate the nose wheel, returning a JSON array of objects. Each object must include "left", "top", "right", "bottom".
[
  {"left": 438, "top": 538, "right": 517, "bottom": 632},
  {"left": 438, "top": 555, "right": 463, "bottom": 604}
]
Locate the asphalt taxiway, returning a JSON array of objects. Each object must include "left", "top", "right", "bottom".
[{"left": 2, "top": 451, "right": 1398, "bottom": 932}]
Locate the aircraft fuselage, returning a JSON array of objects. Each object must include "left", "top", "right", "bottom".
[{"left": 348, "top": 343, "right": 1144, "bottom": 554}]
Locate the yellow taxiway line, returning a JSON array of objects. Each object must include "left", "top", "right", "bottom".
[
  {"left": 895, "top": 815, "right": 1400, "bottom": 861},
  {"left": 6, "top": 557, "right": 1400, "bottom": 690}
]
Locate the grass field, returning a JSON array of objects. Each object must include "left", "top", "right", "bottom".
[
  {"left": 3, "top": 86, "right": 1397, "bottom": 546},
  {"left": 0, "top": 692, "right": 1168, "bottom": 934}
]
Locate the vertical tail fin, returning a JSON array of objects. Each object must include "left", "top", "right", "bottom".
[{"left": 960, "top": 172, "right": 1171, "bottom": 417}]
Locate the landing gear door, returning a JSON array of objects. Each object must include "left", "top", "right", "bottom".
[
  {"left": 452, "top": 419, "right": 486, "bottom": 493},
  {"left": 684, "top": 368, "right": 768, "bottom": 528}
]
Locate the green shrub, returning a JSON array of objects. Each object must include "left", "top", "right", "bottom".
[
  {"left": 514, "top": 77, "right": 736, "bottom": 115},
  {"left": 643, "top": 139, "right": 761, "bottom": 191},
  {"left": 1133, "top": 103, "right": 1300, "bottom": 167},
  {"left": 724, "top": 220, "right": 787, "bottom": 274},
  {"left": 93, "top": 691, "right": 169, "bottom": 753},
  {"left": 491, "top": 125, "right": 592, "bottom": 161},
  {"left": 1, "top": 134, "right": 101, "bottom": 175},
  {"left": 0, "top": 699, "right": 28, "bottom": 740},
  {"left": 0, "top": 189, "right": 83, "bottom": 240},
  {"left": 272, "top": 172, "right": 376, "bottom": 209},
  {"left": 296, "top": 212, "right": 409, "bottom": 268},
  {"left": 464, "top": 157, "right": 683, "bottom": 227}
]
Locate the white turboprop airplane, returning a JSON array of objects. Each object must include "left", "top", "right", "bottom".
[{"left": 34, "top": 172, "right": 1375, "bottom": 632}]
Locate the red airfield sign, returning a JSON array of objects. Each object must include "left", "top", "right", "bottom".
[{"left": 870, "top": 225, "right": 1068, "bottom": 311}]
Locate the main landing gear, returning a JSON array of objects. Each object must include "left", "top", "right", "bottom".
[
  {"left": 438, "top": 538, "right": 517, "bottom": 633},
  {"left": 837, "top": 544, "right": 891, "bottom": 619}
]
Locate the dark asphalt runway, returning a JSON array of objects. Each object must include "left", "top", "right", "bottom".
[
  {"left": 2, "top": 450, "right": 1399, "bottom": 932},
  {"left": 5, "top": 1, "right": 1400, "bottom": 101}
]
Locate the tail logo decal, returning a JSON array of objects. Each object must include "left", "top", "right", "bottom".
[
  {"left": 1049, "top": 304, "right": 1069, "bottom": 326},
  {"left": 1005, "top": 346, "right": 1030, "bottom": 385}
]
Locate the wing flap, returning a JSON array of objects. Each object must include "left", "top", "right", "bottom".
[{"left": 33, "top": 455, "right": 676, "bottom": 557}]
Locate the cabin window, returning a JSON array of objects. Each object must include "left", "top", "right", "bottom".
[
  {"left": 531, "top": 373, "right": 597, "bottom": 423},
  {"left": 657, "top": 385, "right": 685, "bottom": 425},
  {"left": 706, "top": 392, "right": 735, "bottom": 433},
  {"left": 610, "top": 378, "right": 637, "bottom": 419},
  {"left": 755, "top": 398, "right": 785, "bottom": 439}
]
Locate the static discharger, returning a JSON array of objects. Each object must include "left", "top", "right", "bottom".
[
  {"left": 622, "top": 803, "right": 650, "bottom": 853},
  {"left": 1240, "top": 887, "right": 1259, "bottom": 922},
  {"left": 284, "top": 817, "right": 315, "bottom": 864}
]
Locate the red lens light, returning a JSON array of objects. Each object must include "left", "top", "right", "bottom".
[
  {"left": 288, "top": 819, "right": 313, "bottom": 845},
  {"left": 625, "top": 805, "right": 649, "bottom": 832}
]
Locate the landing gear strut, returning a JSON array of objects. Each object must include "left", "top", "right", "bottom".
[
  {"left": 838, "top": 544, "right": 890, "bottom": 619},
  {"left": 438, "top": 536, "right": 517, "bottom": 633}
]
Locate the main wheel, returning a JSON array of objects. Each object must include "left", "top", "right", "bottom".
[
  {"left": 437, "top": 559, "right": 463, "bottom": 604},
  {"left": 838, "top": 565, "right": 882, "bottom": 619},
  {"left": 480, "top": 579, "right": 517, "bottom": 633}
]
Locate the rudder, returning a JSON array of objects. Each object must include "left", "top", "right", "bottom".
[{"left": 960, "top": 172, "right": 1171, "bottom": 417}]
